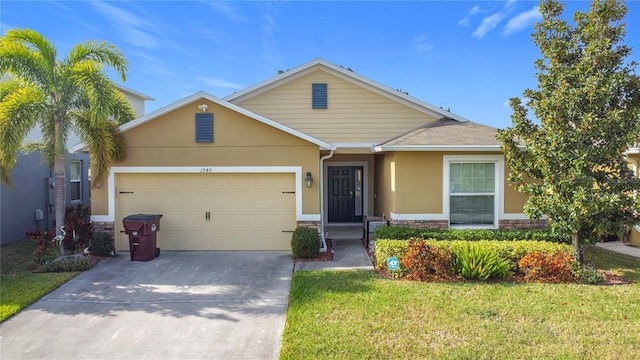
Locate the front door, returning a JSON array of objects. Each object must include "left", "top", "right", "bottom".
[{"left": 328, "top": 166, "right": 363, "bottom": 223}]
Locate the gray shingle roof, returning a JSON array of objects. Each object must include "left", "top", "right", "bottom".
[{"left": 378, "top": 118, "right": 501, "bottom": 147}]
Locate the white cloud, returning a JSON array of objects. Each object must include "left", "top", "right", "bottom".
[
  {"left": 207, "top": 1, "right": 248, "bottom": 22},
  {"left": 413, "top": 35, "right": 433, "bottom": 53},
  {"left": 473, "top": 13, "right": 506, "bottom": 39},
  {"left": 458, "top": 5, "right": 481, "bottom": 27},
  {"left": 199, "top": 77, "right": 245, "bottom": 90},
  {"left": 91, "top": 1, "right": 160, "bottom": 49},
  {"left": 261, "top": 8, "right": 283, "bottom": 70},
  {"left": 503, "top": 6, "right": 541, "bottom": 36}
]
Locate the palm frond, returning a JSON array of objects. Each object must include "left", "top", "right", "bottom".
[
  {"left": 66, "top": 41, "right": 129, "bottom": 82},
  {"left": 73, "top": 111, "right": 127, "bottom": 187},
  {"left": 0, "top": 29, "right": 55, "bottom": 89},
  {"left": 0, "top": 82, "right": 47, "bottom": 186}
]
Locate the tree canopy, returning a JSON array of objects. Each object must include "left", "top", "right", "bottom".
[
  {"left": 497, "top": 0, "right": 640, "bottom": 261},
  {"left": 0, "top": 28, "right": 135, "bottom": 239}
]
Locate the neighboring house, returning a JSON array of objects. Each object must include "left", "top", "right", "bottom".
[
  {"left": 0, "top": 85, "right": 152, "bottom": 245},
  {"left": 85, "top": 58, "right": 543, "bottom": 252},
  {"left": 625, "top": 148, "right": 640, "bottom": 247}
]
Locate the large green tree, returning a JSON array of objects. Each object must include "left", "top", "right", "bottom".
[
  {"left": 498, "top": 0, "right": 640, "bottom": 262},
  {"left": 0, "top": 29, "right": 134, "bottom": 247}
]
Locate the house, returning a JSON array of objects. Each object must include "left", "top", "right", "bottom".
[
  {"left": 86, "top": 58, "right": 543, "bottom": 252},
  {"left": 625, "top": 149, "right": 640, "bottom": 247},
  {"left": 0, "top": 85, "right": 153, "bottom": 245}
]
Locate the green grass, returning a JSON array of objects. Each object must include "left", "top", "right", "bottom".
[
  {"left": 1, "top": 238, "right": 80, "bottom": 322},
  {"left": 281, "top": 246, "right": 640, "bottom": 360}
]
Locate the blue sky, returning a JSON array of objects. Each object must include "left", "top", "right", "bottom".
[{"left": 2, "top": 0, "right": 639, "bottom": 129}]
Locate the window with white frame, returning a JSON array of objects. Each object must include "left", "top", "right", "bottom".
[
  {"left": 445, "top": 156, "right": 502, "bottom": 227},
  {"left": 70, "top": 161, "right": 81, "bottom": 201}
]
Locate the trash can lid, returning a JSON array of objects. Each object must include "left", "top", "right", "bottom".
[{"left": 123, "top": 214, "right": 163, "bottom": 221}]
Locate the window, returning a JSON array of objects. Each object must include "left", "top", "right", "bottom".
[
  {"left": 445, "top": 156, "right": 502, "bottom": 227},
  {"left": 195, "top": 113, "right": 214, "bottom": 143},
  {"left": 70, "top": 161, "right": 82, "bottom": 201},
  {"left": 312, "top": 83, "right": 327, "bottom": 109}
]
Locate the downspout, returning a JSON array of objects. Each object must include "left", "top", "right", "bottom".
[{"left": 318, "top": 150, "right": 334, "bottom": 253}]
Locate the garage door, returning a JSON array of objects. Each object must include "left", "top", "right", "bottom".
[{"left": 114, "top": 173, "right": 296, "bottom": 251}]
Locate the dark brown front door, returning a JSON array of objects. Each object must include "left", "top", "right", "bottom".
[{"left": 328, "top": 166, "right": 363, "bottom": 223}]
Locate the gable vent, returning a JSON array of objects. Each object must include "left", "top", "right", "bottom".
[
  {"left": 195, "top": 113, "right": 214, "bottom": 143},
  {"left": 312, "top": 83, "right": 328, "bottom": 109}
]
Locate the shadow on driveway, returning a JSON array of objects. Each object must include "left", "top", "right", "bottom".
[{"left": 0, "top": 251, "right": 293, "bottom": 360}]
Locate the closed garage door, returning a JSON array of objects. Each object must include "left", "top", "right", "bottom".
[{"left": 114, "top": 173, "right": 296, "bottom": 251}]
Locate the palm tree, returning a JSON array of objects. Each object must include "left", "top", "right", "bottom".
[{"left": 0, "top": 29, "right": 135, "bottom": 251}]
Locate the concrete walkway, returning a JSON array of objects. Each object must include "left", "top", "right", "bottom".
[
  {"left": 594, "top": 241, "right": 640, "bottom": 259},
  {"left": 294, "top": 239, "right": 375, "bottom": 271}
]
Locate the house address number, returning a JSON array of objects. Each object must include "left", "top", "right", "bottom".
[{"left": 200, "top": 168, "right": 215, "bottom": 173}]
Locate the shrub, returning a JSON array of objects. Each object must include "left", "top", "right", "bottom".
[
  {"left": 375, "top": 240, "right": 410, "bottom": 274},
  {"left": 90, "top": 232, "right": 115, "bottom": 257},
  {"left": 401, "top": 239, "right": 457, "bottom": 281},
  {"left": 453, "top": 244, "right": 512, "bottom": 281},
  {"left": 62, "top": 204, "right": 93, "bottom": 252},
  {"left": 572, "top": 264, "right": 605, "bottom": 284},
  {"left": 26, "top": 229, "right": 58, "bottom": 264},
  {"left": 291, "top": 227, "right": 320, "bottom": 259},
  {"left": 518, "top": 251, "right": 576, "bottom": 283},
  {"left": 376, "top": 239, "right": 573, "bottom": 280},
  {"left": 374, "top": 226, "right": 570, "bottom": 243},
  {"left": 37, "top": 255, "right": 94, "bottom": 272}
]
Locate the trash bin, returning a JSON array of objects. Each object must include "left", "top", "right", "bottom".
[{"left": 123, "top": 214, "right": 163, "bottom": 261}]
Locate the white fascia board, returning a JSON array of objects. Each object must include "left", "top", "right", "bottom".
[
  {"left": 372, "top": 145, "right": 502, "bottom": 152},
  {"left": 333, "top": 142, "right": 377, "bottom": 149},
  {"left": 625, "top": 148, "right": 640, "bottom": 155},
  {"left": 114, "top": 84, "right": 154, "bottom": 100},
  {"left": 91, "top": 166, "right": 320, "bottom": 223}
]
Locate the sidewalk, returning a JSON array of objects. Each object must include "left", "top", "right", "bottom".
[
  {"left": 294, "top": 239, "right": 375, "bottom": 271},
  {"left": 594, "top": 241, "right": 640, "bottom": 259}
]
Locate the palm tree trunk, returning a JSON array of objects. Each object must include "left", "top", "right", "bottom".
[
  {"left": 54, "top": 155, "right": 66, "bottom": 255},
  {"left": 53, "top": 112, "right": 66, "bottom": 256}
]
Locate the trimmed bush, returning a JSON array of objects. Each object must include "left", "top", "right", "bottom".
[
  {"left": 374, "top": 226, "right": 569, "bottom": 243},
  {"left": 453, "top": 243, "right": 512, "bottom": 280},
  {"left": 291, "top": 227, "right": 320, "bottom": 259},
  {"left": 401, "top": 239, "right": 457, "bottom": 281},
  {"left": 37, "top": 255, "right": 94, "bottom": 272},
  {"left": 90, "top": 232, "right": 115, "bottom": 257},
  {"left": 518, "top": 251, "right": 576, "bottom": 283}
]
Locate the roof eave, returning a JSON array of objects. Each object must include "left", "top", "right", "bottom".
[
  {"left": 75, "top": 91, "right": 335, "bottom": 152},
  {"left": 372, "top": 145, "right": 503, "bottom": 153}
]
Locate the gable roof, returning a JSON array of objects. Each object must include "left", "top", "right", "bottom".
[
  {"left": 224, "top": 58, "right": 470, "bottom": 123},
  {"left": 114, "top": 84, "right": 154, "bottom": 101},
  {"left": 373, "top": 118, "right": 502, "bottom": 152},
  {"left": 73, "top": 91, "right": 334, "bottom": 152}
]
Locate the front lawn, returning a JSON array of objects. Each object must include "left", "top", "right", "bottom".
[
  {"left": 281, "top": 246, "right": 640, "bottom": 359},
  {"left": 0, "top": 238, "right": 80, "bottom": 322}
]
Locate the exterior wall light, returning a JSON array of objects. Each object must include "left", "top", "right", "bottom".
[{"left": 305, "top": 172, "right": 313, "bottom": 188}]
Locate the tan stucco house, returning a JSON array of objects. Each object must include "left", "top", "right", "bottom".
[{"left": 86, "top": 58, "right": 545, "bottom": 252}]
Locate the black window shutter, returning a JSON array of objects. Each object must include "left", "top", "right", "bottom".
[
  {"left": 312, "top": 83, "right": 328, "bottom": 109},
  {"left": 195, "top": 113, "right": 214, "bottom": 143}
]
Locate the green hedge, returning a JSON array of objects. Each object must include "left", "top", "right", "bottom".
[
  {"left": 374, "top": 226, "right": 570, "bottom": 243},
  {"left": 375, "top": 239, "right": 573, "bottom": 274}
]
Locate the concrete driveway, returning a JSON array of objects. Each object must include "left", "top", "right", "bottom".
[{"left": 0, "top": 251, "right": 293, "bottom": 359}]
